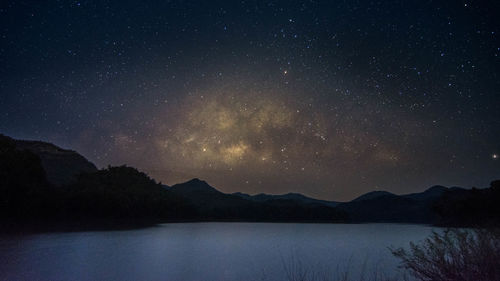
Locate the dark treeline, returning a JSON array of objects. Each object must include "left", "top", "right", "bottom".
[
  {"left": 0, "top": 135, "right": 52, "bottom": 219},
  {"left": 0, "top": 135, "right": 192, "bottom": 222},
  {"left": 433, "top": 180, "right": 500, "bottom": 227},
  {"left": 0, "top": 134, "right": 346, "bottom": 225},
  {"left": 1, "top": 134, "right": 499, "bottom": 229}
]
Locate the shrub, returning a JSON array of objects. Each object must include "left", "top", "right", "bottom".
[{"left": 391, "top": 228, "right": 500, "bottom": 281}]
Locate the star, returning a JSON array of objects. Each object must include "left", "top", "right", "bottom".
[{"left": 1, "top": 0, "right": 498, "bottom": 201}]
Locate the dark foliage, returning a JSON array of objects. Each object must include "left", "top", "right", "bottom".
[
  {"left": 392, "top": 228, "right": 500, "bottom": 281},
  {"left": 0, "top": 135, "right": 52, "bottom": 218},
  {"left": 0, "top": 134, "right": 196, "bottom": 223},
  {"left": 60, "top": 166, "right": 196, "bottom": 220},
  {"left": 433, "top": 180, "right": 500, "bottom": 227},
  {"left": 0, "top": 133, "right": 345, "bottom": 224}
]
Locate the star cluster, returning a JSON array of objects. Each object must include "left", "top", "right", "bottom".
[{"left": 0, "top": 0, "right": 498, "bottom": 200}]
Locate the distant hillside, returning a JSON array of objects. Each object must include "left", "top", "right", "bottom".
[
  {"left": 337, "top": 186, "right": 466, "bottom": 223},
  {"left": 232, "top": 192, "right": 339, "bottom": 207},
  {"left": 169, "top": 178, "right": 256, "bottom": 217},
  {"left": 0, "top": 134, "right": 345, "bottom": 224},
  {"left": 169, "top": 179, "right": 346, "bottom": 222},
  {"left": 232, "top": 185, "right": 479, "bottom": 223},
  {"left": 351, "top": 191, "right": 396, "bottom": 202},
  {"left": 13, "top": 137, "right": 97, "bottom": 186},
  {"left": 337, "top": 194, "right": 434, "bottom": 223},
  {"left": 1, "top": 133, "right": 498, "bottom": 228},
  {"left": 401, "top": 185, "right": 464, "bottom": 201}
]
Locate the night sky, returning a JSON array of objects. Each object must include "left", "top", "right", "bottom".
[{"left": 1, "top": 0, "right": 499, "bottom": 201}]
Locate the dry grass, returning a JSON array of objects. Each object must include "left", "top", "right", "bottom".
[
  {"left": 259, "top": 228, "right": 500, "bottom": 281},
  {"left": 391, "top": 228, "right": 500, "bottom": 281},
  {"left": 258, "top": 254, "right": 408, "bottom": 281}
]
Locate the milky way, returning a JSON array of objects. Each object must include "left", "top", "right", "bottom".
[{"left": 0, "top": 0, "right": 498, "bottom": 200}]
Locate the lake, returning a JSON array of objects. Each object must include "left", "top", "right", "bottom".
[{"left": 0, "top": 223, "right": 438, "bottom": 281}]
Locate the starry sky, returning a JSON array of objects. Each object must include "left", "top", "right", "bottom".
[{"left": 1, "top": 0, "right": 499, "bottom": 201}]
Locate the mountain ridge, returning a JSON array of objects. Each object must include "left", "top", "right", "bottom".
[
  {"left": 11, "top": 136, "right": 98, "bottom": 186},
  {"left": 232, "top": 191, "right": 340, "bottom": 207},
  {"left": 1, "top": 133, "right": 497, "bottom": 227}
]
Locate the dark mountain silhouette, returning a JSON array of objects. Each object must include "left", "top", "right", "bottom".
[
  {"left": 433, "top": 181, "right": 500, "bottom": 226},
  {"left": 231, "top": 186, "right": 467, "bottom": 223},
  {"left": 235, "top": 186, "right": 480, "bottom": 223},
  {"left": 351, "top": 190, "right": 396, "bottom": 202},
  {"left": 337, "top": 194, "right": 434, "bottom": 223},
  {"left": 169, "top": 178, "right": 256, "bottom": 218},
  {"left": 1, "top": 133, "right": 498, "bottom": 228},
  {"left": 169, "top": 178, "right": 346, "bottom": 222},
  {"left": 232, "top": 192, "right": 339, "bottom": 207},
  {"left": 0, "top": 134, "right": 194, "bottom": 223},
  {"left": 170, "top": 178, "right": 219, "bottom": 194},
  {"left": 336, "top": 186, "right": 469, "bottom": 223},
  {"left": 402, "top": 185, "right": 464, "bottom": 201},
  {"left": 14, "top": 138, "right": 97, "bottom": 186},
  {"left": 401, "top": 185, "right": 447, "bottom": 201}
]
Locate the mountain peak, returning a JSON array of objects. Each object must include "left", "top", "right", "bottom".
[
  {"left": 351, "top": 190, "right": 395, "bottom": 202},
  {"left": 402, "top": 185, "right": 452, "bottom": 201},
  {"left": 424, "top": 185, "right": 447, "bottom": 193},
  {"left": 170, "top": 178, "right": 219, "bottom": 193},
  {"left": 232, "top": 191, "right": 251, "bottom": 197},
  {"left": 186, "top": 178, "right": 205, "bottom": 184},
  {"left": 232, "top": 191, "right": 339, "bottom": 207}
]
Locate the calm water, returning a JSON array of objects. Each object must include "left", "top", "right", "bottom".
[{"left": 0, "top": 223, "right": 438, "bottom": 281}]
